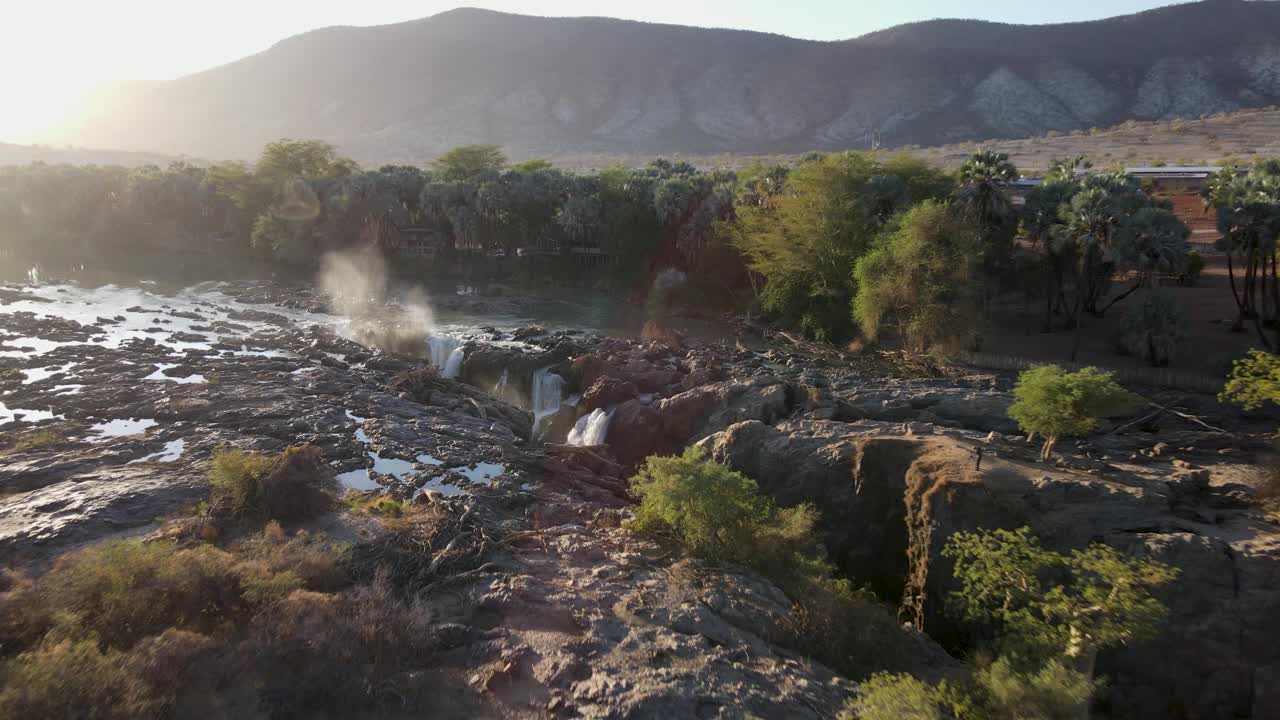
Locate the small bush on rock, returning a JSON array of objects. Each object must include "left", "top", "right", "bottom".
[
  {"left": 973, "top": 657, "right": 1097, "bottom": 720},
  {"left": 840, "top": 671, "right": 969, "bottom": 720},
  {"left": 628, "top": 446, "right": 820, "bottom": 583},
  {"left": 840, "top": 658, "right": 1094, "bottom": 720},
  {"left": 629, "top": 447, "right": 924, "bottom": 679},
  {"left": 210, "top": 445, "right": 335, "bottom": 522},
  {"left": 4, "top": 429, "right": 64, "bottom": 454},
  {"left": 209, "top": 448, "right": 273, "bottom": 515},
  {"left": 390, "top": 366, "right": 441, "bottom": 404}
]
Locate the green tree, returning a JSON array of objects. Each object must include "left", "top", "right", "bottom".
[
  {"left": 724, "top": 152, "right": 952, "bottom": 341},
  {"left": 944, "top": 527, "right": 1178, "bottom": 681},
  {"left": 957, "top": 150, "right": 1019, "bottom": 281},
  {"left": 430, "top": 144, "right": 507, "bottom": 182},
  {"left": 1221, "top": 349, "right": 1280, "bottom": 410},
  {"left": 256, "top": 139, "right": 358, "bottom": 181},
  {"left": 1021, "top": 168, "right": 1082, "bottom": 333},
  {"left": 1007, "top": 366, "right": 1140, "bottom": 460},
  {"left": 852, "top": 201, "right": 984, "bottom": 354},
  {"left": 1203, "top": 162, "right": 1280, "bottom": 348}
]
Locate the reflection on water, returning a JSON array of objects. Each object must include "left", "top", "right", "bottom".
[
  {"left": 458, "top": 462, "right": 506, "bottom": 484},
  {"left": 0, "top": 249, "right": 739, "bottom": 342},
  {"left": 0, "top": 402, "right": 64, "bottom": 426},
  {"left": 89, "top": 418, "right": 157, "bottom": 440},
  {"left": 128, "top": 439, "right": 186, "bottom": 464},
  {"left": 21, "top": 364, "right": 76, "bottom": 384},
  {"left": 144, "top": 364, "right": 207, "bottom": 384}
]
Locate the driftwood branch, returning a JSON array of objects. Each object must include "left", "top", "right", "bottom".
[{"left": 1111, "top": 399, "right": 1229, "bottom": 435}]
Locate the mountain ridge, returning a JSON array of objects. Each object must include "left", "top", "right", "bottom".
[{"left": 50, "top": 0, "right": 1280, "bottom": 164}]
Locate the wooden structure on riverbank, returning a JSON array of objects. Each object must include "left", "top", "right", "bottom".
[{"left": 362, "top": 213, "right": 446, "bottom": 260}]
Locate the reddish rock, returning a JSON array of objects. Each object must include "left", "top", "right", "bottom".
[
  {"left": 607, "top": 378, "right": 793, "bottom": 467},
  {"left": 580, "top": 376, "right": 639, "bottom": 413},
  {"left": 606, "top": 400, "right": 667, "bottom": 467}
]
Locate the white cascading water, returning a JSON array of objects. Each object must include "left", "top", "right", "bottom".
[
  {"left": 567, "top": 408, "right": 612, "bottom": 447},
  {"left": 428, "top": 335, "right": 466, "bottom": 379},
  {"left": 492, "top": 368, "right": 509, "bottom": 395},
  {"left": 530, "top": 366, "right": 564, "bottom": 438}
]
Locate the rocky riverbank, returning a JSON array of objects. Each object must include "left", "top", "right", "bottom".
[{"left": 2, "top": 280, "right": 1278, "bottom": 718}]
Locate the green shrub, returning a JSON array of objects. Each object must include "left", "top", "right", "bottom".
[
  {"left": 242, "top": 572, "right": 437, "bottom": 714},
  {"left": 852, "top": 201, "right": 983, "bottom": 354},
  {"left": 0, "top": 528, "right": 423, "bottom": 718},
  {"left": 0, "top": 639, "right": 152, "bottom": 719},
  {"left": 40, "top": 540, "right": 244, "bottom": 649},
  {"left": 20, "top": 529, "right": 346, "bottom": 654},
  {"left": 0, "top": 569, "right": 47, "bottom": 653},
  {"left": 238, "top": 569, "right": 304, "bottom": 606},
  {"left": 235, "top": 529, "right": 352, "bottom": 593},
  {"left": 4, "top": 429, "right": 64, "bottom": 454},
  {"left": 628, "top": 446, "right": 820, "bottom": 584},
  {"left": 345, "top": 495, "right": 408, "bottom": 518},
  {"left": 840, "top": 672, "right": 971, "bottom": 720},
  {"left": 1180, "top": 250, "right": 1205, "bottom": 285},
  {"left": 1113, "top": 290, "right": 1186, "bottom": 367},
  {"left": 209, "top": 448, "right": 273, "bottom": 515},
  {"left": 629, "top": 447, "right": 927, "bottom": 679},
  {"left": 124, "top": 629, "right": 239, "bottom": 718},
  {"left": 1221, "top": 349, "right": 1280, "bottom": 411},
  {"left": 209, "top": 445, "right": 335, "bottom": 522},
  {"left": 779, "top": 575, "right": 918, "bottom": 681},
  {"left": 840, "top": 659, "right": 1095, "bottom": 720},
  {"left": 973, "top": 657, "right": 1097, "bottom": 720}
]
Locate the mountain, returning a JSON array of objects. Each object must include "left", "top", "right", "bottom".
[
  {"left": 0, "top": 142, "right": 187, "bottom": 168},
  {"left": 49, "top": 1, "right": 1280, "bottom": 164}
]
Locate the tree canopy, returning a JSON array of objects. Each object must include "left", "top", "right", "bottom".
[
  {"left": 722, "top": 151, "right": 953, "bottom": 341},
  {"left": 1221, "top": 349, "right": 1280, "bottom": 411},
  {"left": 430, "top": 144, "right": 507, "bottom": 183},
  {"left": 852, "top": 201, "right": 984, "bottom": 354},
  {"left": 1007, "top": 366, "right": 1140, "bottom": 460},
  {"left": 944, "top": 527, "right": 1178, "bottom": 678}
]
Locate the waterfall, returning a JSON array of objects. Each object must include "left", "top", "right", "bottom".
[
  {"left": 492, "top": 368, "right": 509, "bottom": 395},
  {"left": 567, "top": 408, "right": 612, "bottom": 447},
  {"left": 530, "top": 367, "right": 564, "bottom": 417},
  {"left": 427, "top": 335, "right": 466, "bottom": 379},
  {"left": 530, "top": 366, "right": 564, "bottom": 438}
]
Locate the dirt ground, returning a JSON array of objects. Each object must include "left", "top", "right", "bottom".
[{"left": 981, "top": 254, "right": 1265, "bottom": 382}]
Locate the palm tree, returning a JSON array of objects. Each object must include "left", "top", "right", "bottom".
[
  {"left": 958, "top": 150, "right": 1019, "bottom": 283},
  {"left": 1062, "top": 186, "right": 1115, "bottom": 360}
]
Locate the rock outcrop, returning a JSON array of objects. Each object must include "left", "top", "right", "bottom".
[{"left": 700, "top": 419, "right": 1280, "bottom": 720}]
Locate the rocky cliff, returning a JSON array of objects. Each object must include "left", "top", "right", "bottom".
[{"left": 52, "top": 1, "right": 1280, "bottom": 163}]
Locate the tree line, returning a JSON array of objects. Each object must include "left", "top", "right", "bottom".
[
  {"left": 8, "top": 140, "right": 1278, "bottom": 368},
  {"left": 719, "top": 151, "right": 1209, "bottom": 365},
  {"left": 0, "top": 141, "right": 738, "bottom": 290}
]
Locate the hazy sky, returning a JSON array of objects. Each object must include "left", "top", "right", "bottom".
[{"left": 2, "top": 0, "right": 1193, "bottom": 142}]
